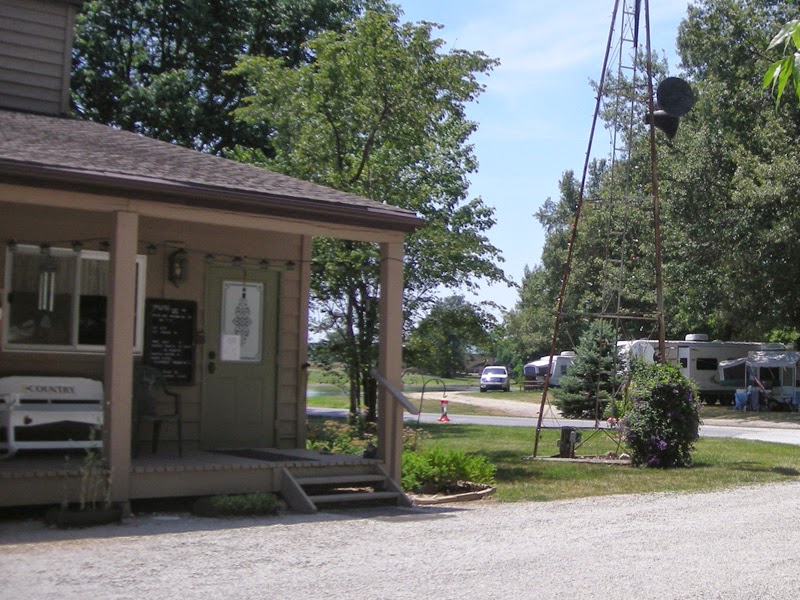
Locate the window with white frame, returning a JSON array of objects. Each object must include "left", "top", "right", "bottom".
[{"left": 3, "top": 244, "right": 146, "bottom": 352}]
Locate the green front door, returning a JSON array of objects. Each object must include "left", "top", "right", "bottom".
[{"left": 201, "top": 266, "right": 279, "bottom": 449}]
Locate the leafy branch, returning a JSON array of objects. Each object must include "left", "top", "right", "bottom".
[{"left": 763, "top": 19, "right": 800, "bottom": 108}]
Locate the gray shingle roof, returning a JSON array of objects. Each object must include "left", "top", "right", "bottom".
[{"left": 0, "top": 109, "right": 422, "bottom": 232}]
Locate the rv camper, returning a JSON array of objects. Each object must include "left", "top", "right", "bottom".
[
  {"left": 523, "top": 351, "right": 576, "bottom": 390},
  {"left": 618, "top": 334, "right": 782, "bottom": 405}
]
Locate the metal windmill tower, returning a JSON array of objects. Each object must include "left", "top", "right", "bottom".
[{"left": 532, "top": 0, "right": 693, "bottom": 457}]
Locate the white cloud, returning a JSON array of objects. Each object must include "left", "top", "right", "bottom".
[
  {"left": 457, "top": 4, "right": 610, "bottom": 72},
  {"left": 426, "top": 1, "right": 691, "bottom": 99}
]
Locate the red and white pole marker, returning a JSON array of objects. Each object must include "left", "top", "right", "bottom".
[{"left": 438, "top": 399, "right": 450, "bottom": 422}]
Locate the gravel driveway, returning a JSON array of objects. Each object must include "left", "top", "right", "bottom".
[{"left": 2, "top": 480, "right": 800, "bottom": 599}]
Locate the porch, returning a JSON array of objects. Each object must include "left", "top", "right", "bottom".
[
  {"left": 0, "top": 447, "right": 409, "bottom": 512},
  {"left": 1, "top": 88, "right": 419, "bottom": 512}
]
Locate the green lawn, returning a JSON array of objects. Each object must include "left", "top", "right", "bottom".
[
  {"left": 307, "top": 376, "right": 800, "bottom": 503},
  {"left": 412, "top": 422, "right": 800, "bottom": 502},
  {"left": 307, "top": 407, "right": 800, "bottom": 503},
  {"left": 307, "top": 387, "right": 800, "bottom": 422}
]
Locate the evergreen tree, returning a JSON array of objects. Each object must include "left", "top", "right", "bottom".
[{"left": 553, "top": 320, "right": 618, "bottom": 419}]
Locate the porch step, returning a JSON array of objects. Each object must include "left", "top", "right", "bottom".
[
  {"left": 307, "top": 490, "right": 401, "bottom": 505},
  {"left": 280, "top": 464, "right": 411, "bottom": 513},
  {"left": 293, "top": 474, "right": 387, "bottom": 487}
]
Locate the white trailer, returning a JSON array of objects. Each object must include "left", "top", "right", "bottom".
[
  {"left": 618, "top": 334, "right": 783, "bottom": 405},
  {"left": 523, "top": 351, "right": 576, "bottom": 389}
]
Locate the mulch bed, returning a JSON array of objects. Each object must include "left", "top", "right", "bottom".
[
  {"left": 408, "top": 482, "right": 496, "bottom": 506},
  {"left": 529, "top": 452, "right": 632, "bottom": 465}
]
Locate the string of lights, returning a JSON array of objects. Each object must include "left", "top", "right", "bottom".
[
  {"left": 5, "top": 237, "right": 407, "bottom": 269},
  {"left": 4, "top": 238, "right": 298, "bottom": 271}
]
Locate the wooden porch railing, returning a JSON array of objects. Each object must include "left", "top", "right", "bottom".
[{"left": 369, "top": 368, "right": 418, "bottom": 415}]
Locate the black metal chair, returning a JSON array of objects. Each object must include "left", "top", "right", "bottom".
[{"left": 133, "top": 364, "right": 183, "bottom": 457}]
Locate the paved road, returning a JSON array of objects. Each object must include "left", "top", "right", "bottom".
[{"left": 307, "top": 407, "right": 800, "bottom": 446}]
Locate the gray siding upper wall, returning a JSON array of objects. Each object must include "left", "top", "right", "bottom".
[{"left": 0, "top": 0, "right": 77, "bottom": 115}]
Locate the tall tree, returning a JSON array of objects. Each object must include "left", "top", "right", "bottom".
[
  {"left": 498, "top": 265, "right": 554, "bottom": 373},
  {"left": 500, "top": 170, "right": 588, "bottom": 372},
  {"left": 662, "top": 0, "right": 800, "bottom": 339},
  {"left": 231, "top": 10, "right": 508, "bottom": 418},
  {"left": 502, "top": 155, "right": 653, "bottom": 368},
  {"left": 404, "top": 296, "right": 496, "bottom": 378},
  {"left": 71, "top": 0, "right": 386, "bottom": 153}
]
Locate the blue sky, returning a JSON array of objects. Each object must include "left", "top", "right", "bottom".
[{"left": 396, "top": 0, "right": 692, "bottom": 316}]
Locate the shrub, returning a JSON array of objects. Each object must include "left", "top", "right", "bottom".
[
  {"left": 307, "top": 420, "right": 430, "bottom": 457},
  {"left": 401, "top": 446, "right": 495, "bottom": 494},
  {"left": 403, "top": 426, "right": 432, "bottom": 452},
  {"left": 306, "top": 419, "right": 375, "bottom": 455},
  {"left": 192, "top": 493, "right": 279, "bottom": 517},
  {"left": 622, "top": 361, "right": 701, "bottom": 468}
]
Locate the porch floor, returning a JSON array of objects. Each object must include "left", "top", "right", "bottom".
[
  {"left": 0, "top": 447, "right": 378, "bottom": 477},
  {"left": 0, "top": 448, "right": 382, "bottom": 507}
]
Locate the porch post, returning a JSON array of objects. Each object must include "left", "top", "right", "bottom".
[
  {"left": 104, "top": 210, "right": 138, "bottom": 503},
  {"left": 377, "top": 240, "right": 404, "bottom": 482},
  {"left": 296, "top": 235, "right": 313, "bottom": 445}
]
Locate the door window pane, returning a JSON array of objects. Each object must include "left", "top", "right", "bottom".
[{"left": 221, "top": 281, "right": 263, "bottom": 362}]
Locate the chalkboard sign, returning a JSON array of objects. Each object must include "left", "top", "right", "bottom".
[{"left": 144, "top": 299, "right": 197, "bottom": 385}]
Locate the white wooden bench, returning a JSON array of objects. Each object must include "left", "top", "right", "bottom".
[{"left": 0, "top": 376, "right": 103, "bottom": 456}]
